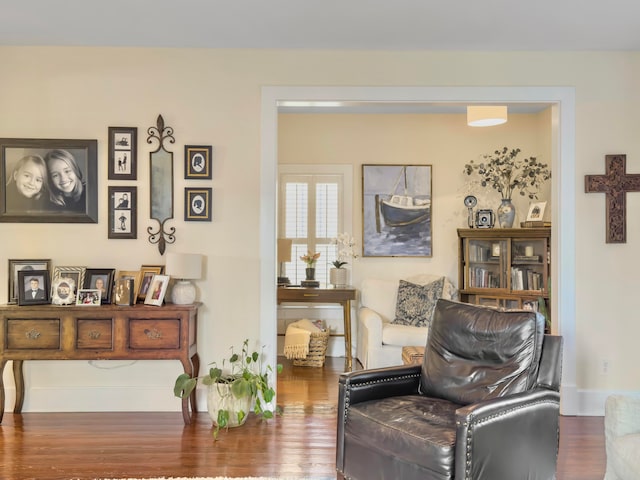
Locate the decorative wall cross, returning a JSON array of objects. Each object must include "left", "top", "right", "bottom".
[{"left": 585, "top": 154, "right": 640, "bottom": 243}]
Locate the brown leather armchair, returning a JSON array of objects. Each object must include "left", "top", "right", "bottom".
[{"left": 336, "top": 299, "right": 563, "bottom": 480}]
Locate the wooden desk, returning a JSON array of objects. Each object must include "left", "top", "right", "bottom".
[
  {"left": 277, "top": 286, "right": 356, "bottom": 371},
  {"left": 0, "top": 303, "right": 199, "bottom": 424}
]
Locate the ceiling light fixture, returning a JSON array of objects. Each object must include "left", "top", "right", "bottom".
[{"left": 467, "top": 105, "right": 508, "bottom": 127}]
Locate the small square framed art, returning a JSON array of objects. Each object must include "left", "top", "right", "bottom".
[
  {"left": 108, "top": 186, "right": 137, "bottom": 239},
  {"left": 185, "top": 187, "right": 212, "bottom": 221},
  {"left": 184, "top": 145, "right": 212, "bottom": 179}
]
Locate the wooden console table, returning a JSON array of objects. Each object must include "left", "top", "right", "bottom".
[
  {"left": 277, "top": 286, "right": 356, "bottom": 371},
  {"left": 0, "top": 303, "right": 199, "bottom": 425}
]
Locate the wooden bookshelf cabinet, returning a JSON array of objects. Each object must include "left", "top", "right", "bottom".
[
  {"left": 0, "top": 303, "right": 200, "bottom": 424},
  {"left": 457, "top": 228, "right": 551, "bottom": 315}
]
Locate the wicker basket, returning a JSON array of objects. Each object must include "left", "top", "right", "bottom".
[{"left": 293, "top": 330, "right": 330, "bottom": 367}]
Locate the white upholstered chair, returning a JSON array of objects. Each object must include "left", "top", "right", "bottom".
[
  {"left": 356, "top": 274, "right": 458, "bottom": 369},
  {"left": 604, "top": 394, "right": 640, "bottom": 480}
]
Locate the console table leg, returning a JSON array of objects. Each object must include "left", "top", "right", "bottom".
[
  {"left": 13, "top": 360, "right": 24, "bottom": 413},
  {"left": 0, "top": 359, "right": 6, "bottom": 422}
]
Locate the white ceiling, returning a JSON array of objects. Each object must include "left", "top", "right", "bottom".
[{"left": 1, "top": 0, "right": 640, "bottom": 51}]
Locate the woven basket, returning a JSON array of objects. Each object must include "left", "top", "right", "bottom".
[{"left": 293, "top": 330, "right": 330, "bottom": 367}]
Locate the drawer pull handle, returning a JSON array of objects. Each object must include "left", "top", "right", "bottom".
[
  {"left": 303, "top": 294, "right": 320, "bottom": 297},
  {"left": 26, "top": 329, "right": 41, "bottom": 339},
  {"left": 144, "top": 328, "right": 162, "bottom": 339},
  {"left": 88, "top": 330, "right": 101, "bottom": 339}
]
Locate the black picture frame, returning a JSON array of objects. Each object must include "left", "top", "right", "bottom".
[
  {"left": 83, "top": 268, "right": 115, "bottom": 304},
  {"left": 185, "top": 187, "right": 212, "bottom": 221},
  {"left": 0, "top": 138, "right": 98, "bottom": 223},
  {"left": 18, "top": 269, "right": 50, "bottom": 305},
  {"left": 7, "top": 258, "right": 51, "bottom": 304},
  {"left": 108, "top": 186, "right": 137, "bottom": 239},
  {"left": 184, "top": 145, "right": 212, "bottom": 179},
  {"left": 108, "top": 127, "right": 137, "bottom": 180}
]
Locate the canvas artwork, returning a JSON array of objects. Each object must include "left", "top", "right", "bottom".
[{"left": 362, "top": 164, "right": 433, "bottom": 257}]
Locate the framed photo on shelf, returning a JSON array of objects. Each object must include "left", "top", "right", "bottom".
[
  {"left": 108, "top": 127, "right": 137, "bottom": 180},
  {"left": 17, "top": 269, "right": 50, "bottom": 306},
  {"left": 144, "top": 274, "right": 170, "bottom": 306},
  {"left": 138, "top": 265, "right": 164, "bottom": 302},
  {"left": 84, "top": 268, "right": 115, "bottom": 304},
  {"left": 51, "top": 266, "right": 86, "bottom": 295},
  {"left": 115, "top": 270, "right": 142, "bottom": 301},
  {"left": 526, "top": 201, "right": 547, "bottom": 222},
  {"left": 362, "top": 164, "right": 432, "bottom": 257},
  {"left": 8, "top": 258, "right": 51, "bottom": 303},
  {"left": 51, "top": 276, "right": 77, "bottom": 305},
  {"left": 184, "top": 145, "right": 212, "bottom": 179},
  {"left": 0, "top": 138, "right": 98, "bottom": 223},
  {"left": 185, "top": 187, "right": 212, "bottom": 221},
  {"left": 108, "top": 186, "right": 137, "bottom": 239},
  {"left": 114, "top": 278, "right": 135, "bottom": 306},
  {"left": 76, "top": 289, "right": 101, "bottom": 306}
]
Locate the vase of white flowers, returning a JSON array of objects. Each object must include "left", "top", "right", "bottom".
[
  {"left": 330, "top": 233, "right": 358, "bottom": 287},
  {"left": 464, "top": 147, "right": 551, "bottom": 228}
]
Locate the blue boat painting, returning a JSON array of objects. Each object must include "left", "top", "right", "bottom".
[{"left": 362, "top": 164, "right": 432, "bottom": 257}]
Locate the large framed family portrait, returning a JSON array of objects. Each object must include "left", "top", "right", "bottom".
[{"left": 0, "top": 138, "right": 98, "bottom": 223}]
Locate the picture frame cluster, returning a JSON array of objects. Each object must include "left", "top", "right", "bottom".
[{"left": 8, "top": 259, "right": 170, "bottom": 307}]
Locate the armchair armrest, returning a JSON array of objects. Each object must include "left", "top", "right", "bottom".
[
  {"left": 358, "top": 306, "right": 385, "bottom": 346},
  {"left": 337, "top": 364, "right": 421, "bottom": 472},
  {"left": 455, "top": 389, "right": 560, "bottom": 480}
]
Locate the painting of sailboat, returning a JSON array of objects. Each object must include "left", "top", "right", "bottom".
[{"left": 362, "top": 164, "right": 432, "bottom": 257}]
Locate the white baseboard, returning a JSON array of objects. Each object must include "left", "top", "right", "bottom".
[{"left": 574, "top": 388, "right": 640, "bottom": 416}]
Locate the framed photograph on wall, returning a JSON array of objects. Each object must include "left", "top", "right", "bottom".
[
  {"left": 17, "top": 269, "right": 50, "bottom": 306},
  {"left": 144, "top": 274, "right": 170, "bottom": 306},
  {"left": 362, "top": 164, "right": 432, "bottom": 257},
  {"left": 108, "top": 186, "right": 137, "bottom": 239},
  {"left": 8, "top": 258, "right": 51, "bottom": 303},
  {"left": 108, "top": 127, "right": 137, "bottom": 180},
  {"left": 0, "top": 138, "right": 98, "bottom": 223},
  {"left": 84, "top": 268, "right": 115, "bottom": 304},
  {"left": 185, "top": 187, "right": 212, "bottom": 221},
  {"left": 184, "top": 145, "right": 212, "bottom": 179}
]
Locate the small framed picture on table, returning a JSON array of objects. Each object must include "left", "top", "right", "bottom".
[{"left": 144, "top": 274, "right": 170, "bottom": 306}]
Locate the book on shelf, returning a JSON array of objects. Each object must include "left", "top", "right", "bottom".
[
  {"left": 520, "top": 221, "right": 551, "bottom": 228},
  {"left": 513, "top": 255, "right": 541, "bottom": 263}
]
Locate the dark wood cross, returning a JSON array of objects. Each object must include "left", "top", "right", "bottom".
[{"left": 585, "top": 154, "right": 640, "bottom": 243}]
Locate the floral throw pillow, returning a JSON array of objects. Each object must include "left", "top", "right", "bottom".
[{"left": 392, "top": 278, "right": 445, "bottom": 327}]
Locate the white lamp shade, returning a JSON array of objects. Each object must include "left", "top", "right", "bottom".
[
  {"left": 165, "top": 253, "right": 203, "bottom": 280},
  {"left": 467, "top": 105, "right": 508, "bottom": 127}
]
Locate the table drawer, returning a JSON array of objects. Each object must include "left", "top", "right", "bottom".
[
  {"left": 7, "top": 319, "right": 61, "bottom": 350},
  {"left": 76, "top": 319, "right": 113, "bottom": 350},
  {"left": 129, "top": 318, "right": 180, "bottom": 349}
]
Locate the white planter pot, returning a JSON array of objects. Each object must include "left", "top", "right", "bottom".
[
  {"left": 329, "top": 268, "right": 349, "bottom": 287},
  {"left": 207, "top": 383, "right": 252, "bottom": 428}
]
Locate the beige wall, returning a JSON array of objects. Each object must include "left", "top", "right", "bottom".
[{"left": 0, "top": 47, "right": 638, "bottom": 415}]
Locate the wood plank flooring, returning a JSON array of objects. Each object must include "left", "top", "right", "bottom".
[{"left": 0, "top": 357, "right": 605, "bottom": 480}]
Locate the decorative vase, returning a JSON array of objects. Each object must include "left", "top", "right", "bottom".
[
  {"left": 497, "top": 198, "right": 516, "bottom": 228},
  {"left": 207, "top": 383, "right": 252, "bottom": 428},
  {"left": 305, "top": 267, "right": 316, "bottom": 281},
  {"left": 329, "top": 268, "right": 348, "bottom": 287}
]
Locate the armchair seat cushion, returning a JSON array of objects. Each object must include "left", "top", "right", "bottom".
[
  {"left": 381, "top": 323, "right": 428, "bottom": 347},
  {"left": 346, "top": 395, "right": 460, "bottom": 480},
  {"left": 608, "top": 434, "right": 640, "bottom": 479}
]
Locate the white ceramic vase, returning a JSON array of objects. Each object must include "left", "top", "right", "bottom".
[
  {"left": 329, "top": 268, "right": 349, "bottom": 287},
  {"left": 207, "top": 383, "right": 252, "bottom": 428}
]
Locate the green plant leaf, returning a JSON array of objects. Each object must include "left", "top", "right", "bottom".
[{"left": 173, "top": 374, "right": 197, "bottom": 398}]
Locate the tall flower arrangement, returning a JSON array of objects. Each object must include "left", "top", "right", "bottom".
[
  {"left": 331, "top": 233, "right": 359, "bottom": 269},
  {"left": 300, "top": 251, "right": 321, "bottom": 266},
  {"left": 463, "top": 147, "right": 551, "bottom": 200}
]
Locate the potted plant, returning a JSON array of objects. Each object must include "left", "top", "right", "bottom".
[
  {"left": 300, "top": 251, "right": 321, "bottom": 280},
  {"left": 329, "top": 233, "right": 358, "bottom": 287},
  {"left": 173, "top": 339, "right": 282, "bottom": 439},
  {"left": 463, "top": 147, "right": 551, "bottom": 228}
]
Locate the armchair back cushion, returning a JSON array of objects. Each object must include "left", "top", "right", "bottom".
[{"left": 420, "top": 299, "right": 545, "bottom": 405}]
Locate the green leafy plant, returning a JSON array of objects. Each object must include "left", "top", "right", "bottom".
[
  {"left": 331, "top": 260, "right": 348, "bottom": 269},
  {"left": 174, "top": 339, "right": 282, "bottom": 439},
  {"left": 463, "top": 147, "right": 551, "bottom": 200}
]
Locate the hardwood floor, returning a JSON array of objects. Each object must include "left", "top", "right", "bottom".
[{"left": 0, "top": 357, "right": 605, "bottom": 480}]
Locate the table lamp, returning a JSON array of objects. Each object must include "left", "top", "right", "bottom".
[
  {"left": 166, "top": 252, "right": 203, "bottom": 304},
  {"left": 277, "top": 238, "right": 292, "bottom": 286}
]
